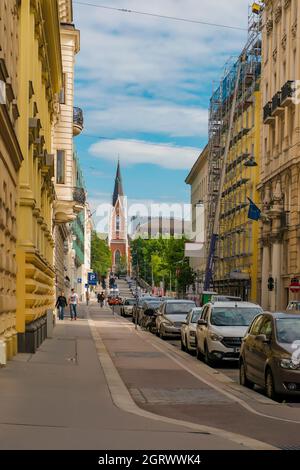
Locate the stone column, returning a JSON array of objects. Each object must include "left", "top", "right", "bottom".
[
  {"left": 271, "top": 239, "right": 282, "bottom": 311},
  {"left": 261, "top": 242, "right": 270, "bottom": 310}
]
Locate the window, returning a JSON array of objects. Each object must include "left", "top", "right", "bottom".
[
  {"left": 249, "top": 315, "right": 264, "bottom": 335},
  {"left": 56, "top": 150, "right": 65, "bottom": 184},
  {"left": 260, "top": 318, "right": 273, "bottom": 338},
  {"left": 115, "top": 250, "right": 121, "bottom": 265},
  {"left": 59, "top": 73, "right": 66, "bottom": 104},
  {"left": 116, "top": 215, "right": 120, "bottom": 232}
]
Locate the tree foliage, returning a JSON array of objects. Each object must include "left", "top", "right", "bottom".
[
  {"left": 130, "top": 237, "right": 194, "bottom": 293},
  {"left": 91, "top": 231, "right": 111, "bottom": 278}
]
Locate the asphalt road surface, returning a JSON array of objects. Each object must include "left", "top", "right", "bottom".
[{"left": 114, "top": 306, "right": 300, "bottom": 407}]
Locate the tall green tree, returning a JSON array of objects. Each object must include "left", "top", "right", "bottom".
[
  {"left": 91, "top": 231, "right": 111, "bottom": 279},
  {"left": 130, "top": 236, "right": 194, "bottom": 293}
]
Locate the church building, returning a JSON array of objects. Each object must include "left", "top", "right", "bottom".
[{"left": 109, "top": 161, "right": 130, "bottom": 274}]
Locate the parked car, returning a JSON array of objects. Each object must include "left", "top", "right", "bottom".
[
  {"left": 239, "top": 311, "right": 300, "bottom": 400},
  {"left": 211, "top": 295, "right": 242, "bottom": 302},
  {"left": 181, "top": 307, "right": 203, "bottom": 353},
  {"left": 107, "top": 296, "right": 123, "bottom": 306},
  {"left": 132, "top": 296, "right": 154, "bottom": 324},
  {"left": 120, "top": 298, "right": 136, "bottom": 317},
  {"left": 156, "top": 300, "right": 196, "bottom": 339},
  {"left": 195, "top": 301, "right": 263, "bottom": 366},
  {"left": 286, "top": 301, "right": 300, "bottom": 313},
  {"left": 139, "top": 299, "right": 163, "bottom": 332}
]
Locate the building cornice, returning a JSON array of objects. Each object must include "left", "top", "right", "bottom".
[{"left": 185, "top": 145, "right": 208, "bottom": 185}]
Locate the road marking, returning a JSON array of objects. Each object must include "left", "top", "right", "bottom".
[
  {"left": 88, "top": 314, "right": 277, "bottom": 450},
  {"left": 136, "top": 329, "right": 300, "bottom": 425}
]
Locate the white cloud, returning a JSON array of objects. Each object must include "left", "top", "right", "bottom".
[
  {"left": 89, "top": 139, "right": 199, "bottom": 170},
  {"left": 74, "top": 0, "right": 250, "bottom": 142}
]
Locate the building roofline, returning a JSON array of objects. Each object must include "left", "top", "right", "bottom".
[{"left": 185, "top": 144, "right": 208, "bottom": 185}]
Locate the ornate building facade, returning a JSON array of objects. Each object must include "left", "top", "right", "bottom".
[
  {"left": 0, "top": 0, "right": 23, "bottom": 363},
  {"left": 259, "top": 0, "right": 300, "bottom": 310},
  {"left": 16, "top": 0, "right": 62, "bottom": 353},
  {"left": 53, "top": 0, "right": 85, "bottom": 298}
]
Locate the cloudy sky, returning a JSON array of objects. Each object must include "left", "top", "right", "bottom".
[{"left": 73, "top": 0, "right": 250, "bottom": 213}]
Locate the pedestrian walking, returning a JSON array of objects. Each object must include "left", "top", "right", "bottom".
[
  {"left": 55, "top": 291, "right": 67, "bottom": 320},
  {"left": 85, "top": 290, "right": 90, "bottom": 306},
  {"left": 98, "top": 291, "right": 105, "bottom": 308},
  {"left": 68, "top": 288, "right": 79, "bottom": 320}
]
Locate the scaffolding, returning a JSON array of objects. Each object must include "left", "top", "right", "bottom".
[{"left": 205, "top": 2, "right": 263, "bottom": 288}]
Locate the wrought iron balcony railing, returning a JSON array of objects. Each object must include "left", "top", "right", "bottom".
[
  {"left": 281, "top": 80, "right": 295, "bottom": 106},
  {"left": 73, "top": 187, "right": 86, "bottom": 206},
  {"left": 263, "top": 101, "right": 274, "bottom": 124},
  {"left": 271, "top": 91, "right": 283, "bottom": 115}
]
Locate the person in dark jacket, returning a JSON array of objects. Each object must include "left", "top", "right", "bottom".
[{"left": 55, "top": 291, "right": 68, "bottom": 320}]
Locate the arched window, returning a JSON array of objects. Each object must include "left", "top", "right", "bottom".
[
  {"left": 116, "top": 215, "right": 120, "bottom": 232},
  {"left": 115, "top": 250, "right": 121, "bottom": 266}
]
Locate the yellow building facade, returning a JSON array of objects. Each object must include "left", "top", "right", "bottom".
[
  {"left": 0, "top": 0, "right": 23, "bottom": 364},
  {"left": 215, "top": 88, "right": 261, "bottom": 302},
  {"left": 16, "top": 0, "right": 62, "bottom": 352}
]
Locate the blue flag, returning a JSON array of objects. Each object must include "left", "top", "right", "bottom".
[{"left": 247, "top": 198, "right": 261, "bottom": 221}]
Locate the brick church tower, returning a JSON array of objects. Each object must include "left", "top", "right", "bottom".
[{"left": 109, "top": 161, "right": 130, "bottom": 274}]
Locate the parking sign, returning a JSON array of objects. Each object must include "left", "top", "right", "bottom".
[{"left": 88, "top": 273, "right": 97, "bottom": 286}]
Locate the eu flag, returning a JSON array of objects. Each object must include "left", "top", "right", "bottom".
[{"left": 247, "top": 198, "right": 261, "bottom": 221}]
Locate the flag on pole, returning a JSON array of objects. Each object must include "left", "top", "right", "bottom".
[{"left": 247, "top": 198, "right": 261, "bottom": 221}]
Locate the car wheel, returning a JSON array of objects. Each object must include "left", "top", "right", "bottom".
[
  {"left": 196, "top": 340, "right": 202, "bottom": 361},
  {"left": 181, "top": 336, "right": 186, "bottom": 351},
  {"left": 185, "top": 335, "right": 190, "bottom": 353},
  {"left": 265, "top": 369, "right": 278, "bottom": 401},
  {"left": 204, "top": 342, "right": 216, "bottom": 367},
  {"left": 159, "top": 326, "right": 166, "bottom": 340},
  {"left": 239, "top": 360, "right": 254, "bottom": 389}
]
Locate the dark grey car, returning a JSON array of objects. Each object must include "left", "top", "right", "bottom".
[{"left": 239, "top": 312, "right": 300, "bottom": 400}]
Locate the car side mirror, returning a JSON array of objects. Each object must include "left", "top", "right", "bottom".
[
  {"left": 256, "top": 334, "right": 270, "bottom": 343},
  {"left": 197, "top": 319, "right": 207, "bottom": 326}
]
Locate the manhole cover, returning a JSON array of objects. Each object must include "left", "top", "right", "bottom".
[
  {"left": 115, "top": 351, "right": 164, "bottom": 358},
  {"left": 130, "top": 388, "right": 232, "bottom": 405}
]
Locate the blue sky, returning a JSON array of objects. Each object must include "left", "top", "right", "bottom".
[{"left": 73, "top": 0, "right": 250, "bottom": 216}]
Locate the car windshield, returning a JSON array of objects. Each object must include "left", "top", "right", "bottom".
[
  {"left": 210, "top": 307, "right": 262, "bottom": 326},
  {"left": 191, "top": 309, "right": 202, "bottom": 323},
  {"left": 166, "top": 303, "right": 195, "bottom": 314},
  {"left": 126, "top": 299, "right": 136, "bottom": 305},
  {"left": 276, "top": 318, "right": 300, "bottom": 343},
  {"left": 144, "top": 302, "right": 161, "bottom": 308}
]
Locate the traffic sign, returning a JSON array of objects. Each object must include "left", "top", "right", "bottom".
[{"left": 88, "top": 273, "right": 98, "bottom": 286}]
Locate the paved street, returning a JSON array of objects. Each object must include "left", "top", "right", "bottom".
[{"left": 1, "top": 299, "right": 300, "bottom": 450}]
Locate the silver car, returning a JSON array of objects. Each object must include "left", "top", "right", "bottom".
[
  {"left": 120, "top": 298, "right": 136, "bottom": 317},
  {"left": 181, "top": 307, "right": 203, "bottom": 353},
  {"left": 156, "top": 300, "right": 196, "bottom": 339}
]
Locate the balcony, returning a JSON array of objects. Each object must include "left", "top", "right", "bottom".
[
  {"left": 73, "top": 107, "right": 84, "bottom": 136},
  {"left": 54, "top": 186, "right": 86, "bottom": 224},
  {"left": 281, "top": 80, "right": 296, "bottom": 107},
  {"left": 263, "top": 101, "right": 275, "bottom": 124},
  {"left": 271, "top": 92, "right": 284, "bottom": 116},
  {"left": 73, "top": 186, "right": 86, "bottom": 212}
]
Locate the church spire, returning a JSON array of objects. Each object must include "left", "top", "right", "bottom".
[{"left": 112, "top": 158, "right": 124, "bottom": 206}]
